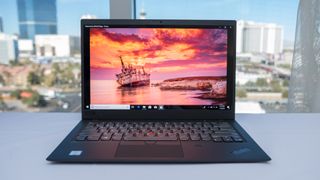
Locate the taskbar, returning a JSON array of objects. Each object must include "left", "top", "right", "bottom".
[{"left": 89, "top": 104, "right": 231, "bottom": 110}]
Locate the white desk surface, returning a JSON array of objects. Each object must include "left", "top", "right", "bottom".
[{"left": 0, "top": 112, "right": 319, "bottom": 180}]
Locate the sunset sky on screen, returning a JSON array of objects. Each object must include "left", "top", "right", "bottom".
[{"left": 90, "top": 28, "right": 228, "bottom": 80}]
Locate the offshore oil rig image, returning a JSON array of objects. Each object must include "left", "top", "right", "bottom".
[{"left": 116, "top": 56, "right": 150, "bottom": 87}]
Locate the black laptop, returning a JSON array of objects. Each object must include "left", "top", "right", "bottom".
[{"left": 47, "top": 19, "right": 271, "bottom": 163}]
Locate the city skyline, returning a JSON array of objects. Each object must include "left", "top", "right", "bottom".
[{"left": 0, "top": 0, "right": 298, "bottom": 42}]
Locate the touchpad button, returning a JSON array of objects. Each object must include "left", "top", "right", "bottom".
[{"left": 115, "top": 141, "right": 184, "bottom": 158}]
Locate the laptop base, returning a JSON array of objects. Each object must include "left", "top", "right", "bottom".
[{"left": 47, "top": 120, "right": 271, "bottom": 163}]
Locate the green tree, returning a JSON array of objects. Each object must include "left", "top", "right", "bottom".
[
  {"left": 256, "top": 78, "right": 268, "bottom": 87},
  {"left": 2, "top": 71, "right": 11, "bottom": 83},
  {"left": 21, "top": 90, "right": 46, "bottom": 107},
  {"left": 236, "top": 88, "right": 247, "bottom": 98},
  {"left": 282, "top": 89, "right": 289, "bottom": 98},
  {"left": 278, "top": 64, "right": 291, "bottom": 70},
  {"left": 27, "top": 71, "right": 41, "bottom": 85},
  {"left": 270, "top": 79, "right": 282, "bottom": 92},
  {"left": 51, "top": 63, "right": 62, "bottom": 86},
  {"left": 63, "top": 67, "right": 75, "bottom": 85},
  {"left": 52, "top": 63, "right": 61, "bottom": 74},
  {"left": 245, "top": 81, "right": 256, "bottom": 87},
  {"left": 9, "top": 60, "right": 20, "bottom": 66},
  {"left": 43, "top": 73, "right": 56, "bottom": 87},
  {"left": 11, "top": 89, "right": 22, "bottom": 99},
  {"left": 0, "top": 74, "right": 5, "bottom": 85},
  {"left": 282, "top": 79, "right": 289, "bottom": 87},
  {"left": 0, "top": 95, "right": 8, "bottom": 111}
]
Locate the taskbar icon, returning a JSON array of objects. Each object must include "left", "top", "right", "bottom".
[{"left": 130, "top": 105, "right": 165, "bottom": 110}]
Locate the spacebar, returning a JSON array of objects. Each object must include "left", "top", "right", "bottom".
[{"left": 123, "top": 136, "right": 177, "bottom": 141}]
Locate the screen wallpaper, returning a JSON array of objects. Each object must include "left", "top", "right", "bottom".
[{"left": 90, "top": 28, "right": 228, "bottom": 106}]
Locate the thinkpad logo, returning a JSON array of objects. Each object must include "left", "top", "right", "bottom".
[{"left": 232, "top": 148, "right": 251, "bottom": 155}]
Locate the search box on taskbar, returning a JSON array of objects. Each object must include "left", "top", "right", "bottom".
[{"left": 90, "top": 104, "right": 130, "bottom": 110}]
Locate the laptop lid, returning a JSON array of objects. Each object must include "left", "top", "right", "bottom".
[{"left": 81, "top": 19, "right": 236, "bottom": 121}]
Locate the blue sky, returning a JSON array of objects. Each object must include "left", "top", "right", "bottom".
[{"left": 0, "top": 0, "right": 298, "bottom": 41}]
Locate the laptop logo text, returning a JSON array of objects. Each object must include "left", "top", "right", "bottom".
[{"left": 232, "top": 148, "right": 251, "bottom": 155}]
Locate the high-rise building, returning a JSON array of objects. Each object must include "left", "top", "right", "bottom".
[
  {"left": 17, "top": 0, "right": 57, "bottom": 39},
  {"left": 0, "top": 33, "right": 18, "bottom": 64},
  {"left": 237, "top": 20, "right": 283, "bottom": 54},
  {"left": 35, "top": 35, "right": 80, "bottom": 57},
  {"left": 0, "top": 17, "right": 3, "bottom": 32},
  {"left": 18, "top": 39, "right": 34, "bottom": 58}
]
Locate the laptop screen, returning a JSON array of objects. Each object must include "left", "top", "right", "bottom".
[{"left": 88, "top": 26, "right": 232, "bottom": 111}]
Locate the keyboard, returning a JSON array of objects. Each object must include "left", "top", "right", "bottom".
[{"left": 75, "top": 121, "right": 244, "bottom": 142}]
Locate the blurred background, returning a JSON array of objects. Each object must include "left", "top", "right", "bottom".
[{"left": 0, "top": 0, "right": 298, "bottom": 113}]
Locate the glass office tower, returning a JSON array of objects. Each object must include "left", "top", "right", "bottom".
[
  {"left": 0, "top": 17, "right": 3, "bottom": 32},
  {"left": 17, "top": 0, "right": 57, "bottom": 39}
]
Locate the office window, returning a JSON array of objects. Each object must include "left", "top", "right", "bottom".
[
  {"left": 135, "top": 0, "right": 299, "bottom": 113},
  {"left": 0, "top": 0, "right": 302, "bottom": 113},
  {"left": 0, "top": 0, "right": 109, "bottom": 112}
]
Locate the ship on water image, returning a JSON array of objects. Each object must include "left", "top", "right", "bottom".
[{"left": 115, "top": 56, "right": 150, "bottom": 87}]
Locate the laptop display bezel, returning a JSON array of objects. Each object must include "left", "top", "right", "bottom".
[{"left": 81, "top": 19, "right": 236, "bottom": 121}]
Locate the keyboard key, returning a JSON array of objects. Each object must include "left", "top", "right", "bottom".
[
  {"left": 112, "top": 133, "right": 123, "bottom": 141},
  {"left": 75, "top": 135, "right": 87, "bottom": 141},
  {"left": 233, "top": 137, "right": 243, "bottom": 142},
  {"left": 109, "top": 129, "right": 118, "bottom": 133},
  {"left": 190, "top": 134, "right": 200, "bottom": 141},
  {"left": 222, "top": 136, "right": 233, "bottom": 142},
  {"left": 179, "top": 134, "right": 189, "bottom": 141},
  {"left": 157, "top": 133, "right": 167, "bottom": 138},
  {"left": 87, "top": 135, "right": 101, "bottom": 141},
  {"left": 200, "top": 134, "right": 211, "bottom": 141},
  {"left": 101, "top": 133, "right": 113, "bottom": 141},
  {"left": 123, "top": 135, "right": 177, "bottom": 141},
  {"left": 212, "top": 137, "right": 222, "bottom": 142}
]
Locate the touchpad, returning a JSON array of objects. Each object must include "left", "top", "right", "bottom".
[{"left": 115, "top": 141, "right": 184, "bottom": 158}]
